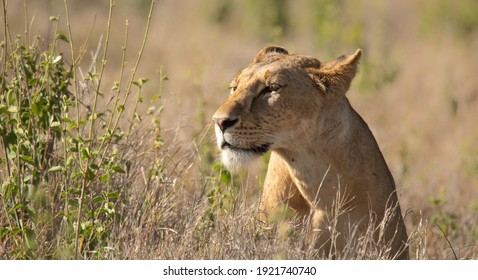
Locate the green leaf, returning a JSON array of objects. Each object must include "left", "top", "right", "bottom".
[
  {"left": 7, "top": 106, "right": 18, "bottom": 113},
  {"left": 28, "top": 78, "right": 38, "bottom": 87},
  {"left": 20, "top": 155, "right": 34, "bottom": 165},
  {"left": 81, "top": 148, "right": 91, "bottom": 159},
  {"left": 132, "top": 77, "right": 149, "bottom": 88},
  {"left": 93, "top": 195, "right": 105, "bottom": 204},
  {"left": 21, "top": 110, "right": 33, "bottom": 119},
  {"left": 31, "top": 102, "right": 41, "bottom": 115},
  {"left": 11, "top": 203, "right": 23, "bottom": 212},
  {"left": 99, "top": 173, "right": 109, "bottom": 183},
  {"left": 111, "top": 165, "right": 126, "bottom": 174},
  {"left": 68, "top": 122, "right": 78, "bottom": 131},
  {"left": 1, "top": 227, "right": 9, "bottom": 238},
  {"left": 49, "top": 16, "right": 59, "bottom": 22},
  {"left": 48, "top": 166, "right": 64, "bottom": 172},
  {"left": 151, "top": 94, "right": 160, "bottom": 101},
  {"left": 61, "top": 116, "right": 73, "bottom": 123},
  {"left": 112, "top": 81, "right": 120, "bottom": 91},
  {"left": 86, "top": 168, "right": 95, "bottom": 181},
  {"left": 50, "top": 121, "right": 61, "bottom": 132},
  {"left": 0, "top": 104, "right": 8, "bottom": 114},
  {"left": 220, "top": 170, "right": 232, "bottom": 185},
  {"left": 56, "top": 33, "right": 70, "bottom": 43},
  {"left": 66, "top": 155, "right": 74, "bottom": 167},
  {"left": 2, "top": 227, "right": 21, "bottom": 237},
  {"left": 23, "top": 175, "right": 32, "bottom": 183},
  {"left": 68, "top": 198, "right": 79, "bottom": 207},
  {"left": 107, "top": 192, "right": 119, "bottom": 199}
]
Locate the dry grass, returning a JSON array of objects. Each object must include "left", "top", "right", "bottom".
[
  {"left": 87, "top": 127, "right": 411, "bottom": 260},
  {"left": 1, "top": 0, "right": 477, "bottom": 259}
]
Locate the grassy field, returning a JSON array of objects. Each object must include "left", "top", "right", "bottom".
[{"left": 1, "top": 0, "right": 477, "bottom": 259}]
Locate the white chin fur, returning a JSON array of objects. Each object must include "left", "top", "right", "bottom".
[{"left": 221, "top": 149, "right": 260, "bottom": 173}]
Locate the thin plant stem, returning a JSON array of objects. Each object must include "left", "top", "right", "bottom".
[
  {"left": 0, "top": 0, "right": 22, "bottom": 250},
  {"left": 63, "top": 0, "right": 81, "bottom": 151},
  {"left": 63, "top": 0, "right": 83, "bottom": 259},
  {"left": 74, "top": 15, "right": 96, "bottom": 67},
  {"left": 125, "top": 87, "right": 142, "bottom": 146},
  {"left": 87, "top": 0, "right": 114, "bottom": 142},
  {"left": 110, "top": 0, "right": 156, "bottom": 137},
  {"left": 23, "top": 0, "right": 28, "bottom": 46},
  {"left": 105, "top": 20, "right": 128, "bottom": 134},
  {"left": 72, "top": 0, "right": 115, "bottom": 260},
  {"left": 436, "top": 224, "right": 458, "bottom": 260},
  {"left": 1, "top": 0, "right": 11, "bottom": 176},
  {"left": 97, "top": 0, "right": 156, "bottom": 169}
]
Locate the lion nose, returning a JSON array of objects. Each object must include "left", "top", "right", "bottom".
[{"left": 212, "top": 116, "right": 239, "bottom": 132}]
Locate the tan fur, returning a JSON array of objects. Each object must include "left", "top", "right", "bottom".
[{"left": 212, "top": 46, "right": 409, "bottom": 259}]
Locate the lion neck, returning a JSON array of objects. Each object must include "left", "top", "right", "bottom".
[{"left": 272, "top": 98, "right": 394, "bottom": 206}]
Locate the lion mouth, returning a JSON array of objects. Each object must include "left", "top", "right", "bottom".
[{"left": 221, "top": 141, "right": 271, "bottom": 155}]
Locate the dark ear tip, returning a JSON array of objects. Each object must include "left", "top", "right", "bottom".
[
  {"left": 262, "top": 45, "right": 289, "bottom": 55},
  {"left": 252, "top": 45, "right": 289, "bottom": 64}
]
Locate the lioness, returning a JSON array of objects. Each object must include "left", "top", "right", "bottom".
[{"left": 212, "top": 46, "right": 408, "bottom": 259}]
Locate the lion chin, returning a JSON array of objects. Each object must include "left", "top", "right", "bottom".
[{"left": 220, "top": 148, "right": 261, "bottom": 173}]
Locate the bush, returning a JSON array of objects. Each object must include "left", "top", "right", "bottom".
[{"left": 0, "top": 0, "right": 157, "bottom": 259}]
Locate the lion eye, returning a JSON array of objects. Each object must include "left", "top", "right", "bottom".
[
  {"left": 229, "top": 86, "right": 237, "bottom": 94},
  {"left": 269, "top": 84, "right": 281, "bottom": 91},
  {"left": 259, "top": 86, "right": 271, "bottom": 96},
  {"left": 259, "top": 84, "right": 281, "bottom": 96}
]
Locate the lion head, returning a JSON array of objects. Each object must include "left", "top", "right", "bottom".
[{"left": 212, "top": 46, "right": 361, "bottom": 171}]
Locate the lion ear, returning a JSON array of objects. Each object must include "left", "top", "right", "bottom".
[
  {"left": 310, "top": 49, "right": 362, "bottom": 98},
  {"left": 252, "top": 45, "right": 289, "bottom": 64}
]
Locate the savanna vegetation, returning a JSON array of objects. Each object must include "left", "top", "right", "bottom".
[{"left": 1, "top": 0, "right": 477, "bottom": 259}]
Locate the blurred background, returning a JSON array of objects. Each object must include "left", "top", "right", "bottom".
[{"left": 4, "top": 0, "right": 478, "bottom": 257}]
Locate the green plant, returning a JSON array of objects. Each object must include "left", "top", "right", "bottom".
[
  {"left": 428, "top": 189, "right": 458, "bottom": 239},
  {"left": 420, "top": 0, "right": 478, "bottom": 37},
  {"left": 208, "top": 0, "right": 288, "bottom": 42},
  {"left": 194, "top": 131, "right": 240, "bottom": 240},
  {"left": 0, "top": 0, "right": 157, "bottom": 259},
  {"left": 308, "top": 0, "right": 364, "bottom": 53},
  {"left": 0, "top": 14, "right": 73, "bottom": 258},
  {"left": 306, "top": 0, "right": 399, "bottom": 93}
]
